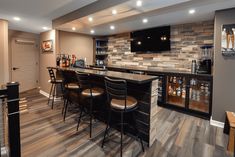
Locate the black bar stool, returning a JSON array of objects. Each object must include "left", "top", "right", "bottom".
[
  {"left": 60, "top": 70, "right": 80, "bottom": 122},
  {"left": 102, "top": 77, "right": 144, "bottom": 157},
  {"left": 47, "top": 67, "right": 63, "bottom": 109},
  {"left": 75, "top": 72, "right": 104, "bottom": 138}
]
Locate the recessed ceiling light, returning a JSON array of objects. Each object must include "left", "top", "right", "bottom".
[
  {"left": 72, "top": 27, "right": 76, "bottom": 31},
  {"left": 136, "top": 0, "right": 142, "bottom": 7},
  {"left": 112, "top": 9, "right": 117, "bottom": 15},
  {"left": 42, "top": 27, "right": 48, "bottom": 30},
  {"left": 90, "top": 29, "right": 95, "bottom": 34},
  {"left": 13, "top": 17, "right": 21, "bottom": 21},
  {"left": 142, "top": 18, "right": 148, "bottom": 23},
  {"left": 110, "top": 25, "right": 115, "bottom": 30},
  {"left": 88, "top": 17, "right": 93, "bottom": 22},
  {"left": 189, "top": 9, "right": 195, "bottom": 14}
]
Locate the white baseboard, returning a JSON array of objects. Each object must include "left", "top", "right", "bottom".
[
  {"left": 39, "top": 90, "right": 62, "bottom": 101},
  {"left": 210, "top": 117, "right": 224, "bottom": 128}
]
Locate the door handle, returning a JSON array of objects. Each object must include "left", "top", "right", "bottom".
[{"left": 12, "top": 67, "right": 19, "bottom": 70}]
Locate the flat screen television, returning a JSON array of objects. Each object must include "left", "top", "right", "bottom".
[{"left": 131, "top": 26, "right": 171, "bottom": 53}]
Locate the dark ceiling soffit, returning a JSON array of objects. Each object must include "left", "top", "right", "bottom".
[{"left": 52, "top": 0, "right": 129, "bottom": 28}]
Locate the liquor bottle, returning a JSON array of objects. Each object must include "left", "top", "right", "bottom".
[
  {"left": 177, "top": 87, "right": 181, "bottom": 97},
  {"left": 168, "top": 85, "right": 172, "bottom": 95},
  {"left": 172, "top": 86, "right": 176, "bottom": 96},
  {"left": 173, "top": 77, "right": 177, "bottom": 84},
  {"left": 182, "top": 87, "right": 186, "bottom": 99},
  {"left": 66, "top": 55, "right": 70, "bottom": 67}
]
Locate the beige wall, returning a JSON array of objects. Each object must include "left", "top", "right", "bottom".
[
  {"left": 59, "top": 31, "right": 94, "bottom": 65},
  {"left": 213, "top": 8, "right": 235, "bottom": 122},
  {"left": 8, "top": 30, "right": 40, "bottom": 82},
  {"left": 0, "top": 20, "right": 9, "bottom": 85},
  {"left": 39, "top": 30, "right": 58, "bottom": 93}
]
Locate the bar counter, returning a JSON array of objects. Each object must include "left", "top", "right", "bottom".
[
  {"left": 55, "top": 66, "right": 159, "bottom": 146},
  {"left": 57, "top": 67, "right": 158, "bottom": 84}
]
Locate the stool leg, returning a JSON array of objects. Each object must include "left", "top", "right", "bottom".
[
  {"left": 89, "top": 98, "right": 93, "bottom": 138},
  {"left": 120, "top": 111, "right": 123, "bottom": 157},
  {"left": 63, "top": 99, "right": 69, "bottom": 122},
  {"left": 77, "top": 105, "right": 84, "bottom": 131},
  {"left": 48, "top": 84, "right": 53, "bottom": 105},
  {"left": 62, "top": 98, "right": 67, "bottom": 115},
  {"left": 60, "top": 83, "right": 63, "bottom": 100},
  {"left": 51, "top": 84, "right": 56, "bottom": 109},
  {"left": 102, "top": 109, "right": 111, "bottom": 148}
]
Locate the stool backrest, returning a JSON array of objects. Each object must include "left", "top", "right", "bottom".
[
  {"left": 47, "top": 67, "right": 56, "bottom": 82},
  {"left": 104, "top": 77, "right": 127, "bottom": 109},
  {"left": 76, "top": 72, "right": 93, "bottom": 95},
  {"left": 61, "top": 70, "right": 78, "bottom": 85}
]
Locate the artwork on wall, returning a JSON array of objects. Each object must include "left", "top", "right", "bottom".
[
  {"left": 41, "top": 40, "right": 53, "bottom": 52},
  {"left": 222, "top": 24, "right": 235, "bottom": 56}
]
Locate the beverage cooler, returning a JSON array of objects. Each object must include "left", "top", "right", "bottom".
[
  {"left": 166, "top": 76, "right": 186, "bottom": 108},
  {"left": 164, "top": 74, "right": 212, "bottom": 119},
  {"left": 188, "top": 78, "right": 211, "bottom": 113}
]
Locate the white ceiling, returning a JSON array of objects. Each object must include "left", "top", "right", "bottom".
[
  {"left": 0, "top": 0, "right": 235, "bottom": 35},
  {"left": 56, "top": 0, "right": 235, "bottom": 36},
  {"left": 0, "top": 0, "right": 97, "bottom": 33}
]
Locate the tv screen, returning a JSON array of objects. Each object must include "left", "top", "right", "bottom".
[{"left": 131, "top": 26, "right": 170, "bottom": 53}]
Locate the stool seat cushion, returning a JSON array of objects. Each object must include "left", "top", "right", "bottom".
[
  {"left": 82, "top": 87, "right": 104, "bottom": 97},
  {"left": 48, "top": 79, "right": 63, "bottom": 83},
  {"left": 111, "top": 96, "right": 137, "bottom": 110},
  {"left": 65, "top": 83, "right": 80, "bottom": 89}
]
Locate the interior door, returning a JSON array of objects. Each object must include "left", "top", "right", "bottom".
[{"left": 11, "top": 38, "right": 39, "bottom": 92}]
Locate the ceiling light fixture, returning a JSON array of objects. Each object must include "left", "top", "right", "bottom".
[
  {"left": 136, "top": 0, "right": 142, "bottom": 7},
  {"left": 189, "top": 9, "right": 195, "bottom": 14},
  {"left": 13, "top": 17, "right": 21, "bottom": 21},
  {"left": 142, "top": 18, "right": 148, "bottom": 23},
  {"left": 112, "top": 9, "right": 117, "bottom": 15},
  {"left": 90, "top": 29, "right": 95, "bottom": 34},
  {"left": 42, "top": 27, "right": 48, "bottom": 30},
  {"left": 110, "top": 25, "right": 115, "bottom": 30},
  {"left": 88, "top": 17, "right": 93, "bottom": 22},
  {"left": 72, "top": 27, "right": 76, "bottom": 31}
]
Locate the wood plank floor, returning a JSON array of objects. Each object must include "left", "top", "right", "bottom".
[{"left": 19, "top": 89, "right": 232, "bottom": 157}]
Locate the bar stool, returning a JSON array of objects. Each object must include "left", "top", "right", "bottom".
[
  {"left": 47, "top": 67, "right": 63, "bottom": 109},
  {"left": 102, "top": 77, "right": 144, "bottom": 157},
  {"left": 60, "top": 70, "right": 80, "bottom": 121},
  {"left": 75, "top": 72, "right": 104, "bottom": 138}
]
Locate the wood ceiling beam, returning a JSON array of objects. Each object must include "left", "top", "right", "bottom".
[{"left": 52, "top": 0, "right": 130, "bottom": 28}]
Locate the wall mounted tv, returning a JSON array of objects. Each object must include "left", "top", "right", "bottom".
[{"left": 131, "top": 26, "right": 171, "bottom": 53}]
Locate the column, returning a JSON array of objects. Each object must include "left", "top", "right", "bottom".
[{"left": 0, "top": 19, "right": 9, "bottom": 85}]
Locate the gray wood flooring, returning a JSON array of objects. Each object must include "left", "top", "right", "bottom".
[{"left": 19, "top": 89, "right": 232, "bottom": 157}]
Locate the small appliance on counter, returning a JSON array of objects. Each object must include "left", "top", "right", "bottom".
[
  {"left": 197, "top": 45, "right": 213, "bottom": 74},
  {"left": 197, "top": 59, "right": 212, "bottom": 74}
]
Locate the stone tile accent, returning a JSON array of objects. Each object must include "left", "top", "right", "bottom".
[{"left": 107, "top": 20, "right": 214, "bottom": 72}]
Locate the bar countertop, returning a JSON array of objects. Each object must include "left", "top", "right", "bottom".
[
  {"left": 105, "top": 65, "right": 213, "bottom": 77},
  {"left": 56, "top": 67, "right": 158, "bottom": 84}
]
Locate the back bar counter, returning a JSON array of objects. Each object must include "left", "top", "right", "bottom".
[
  {"left": 105, "top": 65, "right": 213, "bottom": 119},
  {"left": 55, "top": 67, "right": 159, "bottom": 146}
]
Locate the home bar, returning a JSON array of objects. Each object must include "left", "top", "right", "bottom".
[{"left": 1, "top": 1, "right": 235, "bottom": 157}]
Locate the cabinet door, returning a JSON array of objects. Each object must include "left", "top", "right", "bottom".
[
  {"left": 188, "top": 78, "right": 211, "bottom": 113},
  {"left": 166, "top": 76, "right": 186, "bottom": 108}
]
